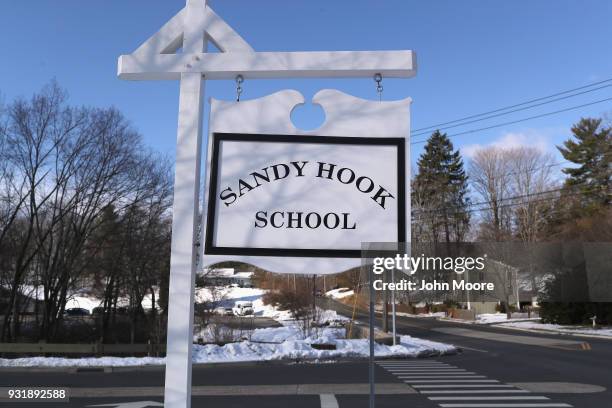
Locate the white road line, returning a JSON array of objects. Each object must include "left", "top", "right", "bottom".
[
  {"left": 386, "top": 368, "right": 459, "bottom": 371},
  {"left": 381, "top": 364, "right": 452, "bottom": 367},
  {"left": 379, "top": 361, "right": 444, "bottom": 363},
  {"left": 413, "top": 380, "right": 500, "bottom": 383},
  {"left": 429, "top": 397, "right": 550, "bottom": 401},
  {"left": 387, "top": 369, "right": 472, "bottom": 374},
  {"left": 386, "top": 367, "right": 467, "bottom": 373},
  {"left": 414, "top": 385, "right": 516, "bottom": 388},
  {"left": 319, "top": 393, "right": 339, "bottom": 408},
  {"left": 386, "top": 367, "right": 456, "bottom": 369},
  {"left": 379, "top": 361, "right": 445, "bottom": 364},
  {"left": 420, "top": 390, "right": 531, "bottom": 394},
  {"left": 378, "top": 361, "right": 446, "bottom": 365},
  {"left": 385, "top": 366, "right": 459, "bottom": 369},
  {"left": 438, "top": 404, "right": 572, "bottom": 408},
  {"left": 379, "top": 361, "right": 445, "bottom": 363},
  {"left": 396, "top": 372, "right": 476, "bottom": 375},
  {"left": 400, "top": 376, "right": 487, "bottom": 379}
]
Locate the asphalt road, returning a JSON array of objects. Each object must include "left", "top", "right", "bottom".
[
  {"left": 319, "top": 297, "right": 612, "bottom": 408},
  {"left": 0, "top": 299, "right": 610, "bottom": 408}
]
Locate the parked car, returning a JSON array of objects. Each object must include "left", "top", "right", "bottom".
[
  {"left": 64, "top": 307, "right": 90, "bottom": 316},
  {"left": 232, "top": 301, "right": 254, "bottom": 316}
]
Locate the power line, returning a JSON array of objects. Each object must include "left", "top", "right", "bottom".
[
  {"left": 411, "top": 84, "right": 612, "bottom": 138},
  {"left": 414, "top": 187, "right": 565, "bottom": 215},
  {"left": 413, "top": 185, "right": 609, "bottom": 216},
  {"left": 460, "top": 188, "right": 606, "bottom": 216},
  {"left": 412, "top": 78, "right": 612, "bottom": 133},
  {"left": 410, "top": 96, "right": 612, "bottom": 145}
]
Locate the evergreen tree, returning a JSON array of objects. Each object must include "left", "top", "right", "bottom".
[
  {"left": 414, "top": 130, "right": 470, "bottom": 243},
  {"left": 558, "top": 118, "right": 611, "bottom": 209}
]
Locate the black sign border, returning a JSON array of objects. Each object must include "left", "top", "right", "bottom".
[{"left": 205, "top": 132, "right": 406, "bottom": 258}]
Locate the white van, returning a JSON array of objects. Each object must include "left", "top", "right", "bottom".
[{"left": 232, "top": 301, "right": 254, "bottom": 316}]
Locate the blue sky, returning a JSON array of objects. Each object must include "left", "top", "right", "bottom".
[{"left": 1, "top": 0, "right": 611, "bottom": 173}]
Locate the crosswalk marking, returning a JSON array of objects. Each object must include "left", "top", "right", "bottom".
[
  {"left": 319, "top": 393, "right": 339, "bottom": 408},
  {"left": 412, "top": 380, "right": 500, "bottom": 383},
  {"left": 378, "top": 360, "right": 573, "bottom": 408},
  {"left": 389, "top": 370, "right": 474, "bottom": 375},
  {"left": 420, "top": 390, "right": 531, "bottom": 394},
  {"left": 388, "top": 369, "right": 468, "bottom": 372},
  {"left": 429, "top": 397, "right": 550, "bottom": 401},
  {"left": 413, "top": 385, "right": 515, "bottom": 388},
  {"left": 399, "top": 376, "right": 487, "bottom": 379},
  {"left": 438, "top": 404, "right": 572, "bottom": 408}
]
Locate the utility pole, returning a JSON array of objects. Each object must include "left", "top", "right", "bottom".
[
  {"left": 312, "top": 274, "right": 317, "bottom": 317},
  {"left": 382, "top": 270, "right": 389, "bottom": 332}
]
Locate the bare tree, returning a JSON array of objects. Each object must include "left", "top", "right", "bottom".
[
  {"left": 469, "top": 147, "right": 513, "bottom": 241},
  {"left": 506, "top": 147, "right": 557, "bottom": 243},
  {"left": 0, "top": 82, "right": 173, "bottom": 343}
]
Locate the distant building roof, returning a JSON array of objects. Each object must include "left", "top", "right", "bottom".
[{"left": 203, "top": 268, "right": 235, "bottom": 278}]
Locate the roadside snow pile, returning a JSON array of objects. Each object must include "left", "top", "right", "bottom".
[
  {"left": 195, "top": 286, "right": 292, "bottom": 320},
  {"left": 325, "top": 288, "right": 354, "bottom": 299},
  {"left": 475, "top": 313, "right": 540, "bottom": 324},
  {"left": 397, "top": 312, "right": 446, "bottom": 318},
  {"left": 250, "top": 325, "right": 346, "bottom": 343},
  {"left": 498, "top": 321, "right": 612, "bottom": 337},
  {"left": 0, "top": 333, "right": 456, "bottom": 367},
  {"left": 318, "top": 309, "right": 350, "bottom": 323},
  {"left": 195, "top": 309, "right": 350, "bottom": 343},
  {"left": 0, "top": 286, "right": 457, "bottom": 367},
  {"left": 191, "top": 334, "right": 455, "bottom": 363}
]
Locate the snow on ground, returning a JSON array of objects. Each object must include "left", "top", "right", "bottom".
[
  {"left": 0, "top": 334, "right": 456, "bottom": 367},
  {"left": 474, "top": 313, "right": 540, "bottom": 324},
  {"left": 325, "top": 288, "right": 354, "bottom": 299},
  {"left": 195, "top": 286, "right": 293, "bottom": 320},
  {"left": 194, "top": 307, "right": 349, "bottom": 344},
  {"left": 18, "top": 285, "right": 159, "bottom": 313},
  {"left": 396, "top": 312, "right": 446, "bottom": 318},
  {"left": 497, "top": 321, "right": 612, "bottom": 337},
  {"left": 0, "top": 286, "right": 457, "bottom": 367}
]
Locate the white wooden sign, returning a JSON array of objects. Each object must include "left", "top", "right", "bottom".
[
  {"left": 117, "top": 0, "right": 415, "bottom": 406},
  {"left": 201, "top": 89, "right": 411, "bottom": 274}
]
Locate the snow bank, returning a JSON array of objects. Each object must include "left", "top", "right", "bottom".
[
  {"left": 475, "top": 313, "right": 540, "bottom": 324},
  {"left": 498, "top": 321, "right": 612, "bottom": 337},
  {"left": 0, "top": 286, "right": 457, "bottom": 367},
  {"left": 396, "top": 312, "right": 446, "bottom": 318},
  {"left": 0, "top": 334, "right": 456, "bottom": 367}
]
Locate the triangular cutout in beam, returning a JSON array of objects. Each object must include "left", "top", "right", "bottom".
[{"left": 130, "top": 4, "right": 253, "bottom": 60}]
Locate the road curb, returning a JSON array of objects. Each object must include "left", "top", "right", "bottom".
[
  {"left": 0, "top": 352, "right": 456, "bottom": 373},
  {"left": 489, "top": 323, "right": 612, "bottom": 341}
]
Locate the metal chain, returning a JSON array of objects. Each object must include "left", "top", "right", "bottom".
[
  {"left": 235, "top": 74, "right": 244, "bottom": 102},
  {"left": 374, "top": 73, "right": 383, "bottom": 102}
]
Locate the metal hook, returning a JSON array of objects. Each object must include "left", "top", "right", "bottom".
[
  {"left": 236, "top": 74, "right": 244, "bottom": 102},
  {"left": 374, "top": 73, "right": 383, "bottom": 102}
]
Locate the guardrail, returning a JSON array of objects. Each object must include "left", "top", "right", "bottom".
[{"left": 0, "top": 342, "right": 166, "bottom": 357}]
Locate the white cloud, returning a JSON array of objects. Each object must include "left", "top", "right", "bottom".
[{"left": 460, "top": 130, "right": 553, "bottom": 159}]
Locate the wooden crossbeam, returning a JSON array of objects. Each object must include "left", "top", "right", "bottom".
[{"left": 118, "top": 50, "right": 416, "bottom": 80}]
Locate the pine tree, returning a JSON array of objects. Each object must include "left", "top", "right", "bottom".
[
  {"left": 558, "top": 118, "right": 611, "bottom": 209},
  {"left": 414, "top": 130, "right": 470, "bottom": 243}
]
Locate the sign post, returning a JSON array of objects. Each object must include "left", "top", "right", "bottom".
[{"left": 117, "top": 1, "right": 415, "bottom": 407}]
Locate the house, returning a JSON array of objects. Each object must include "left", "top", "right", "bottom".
[{"left": 201, "top": 268, "right": 254, "bottom": 287}]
